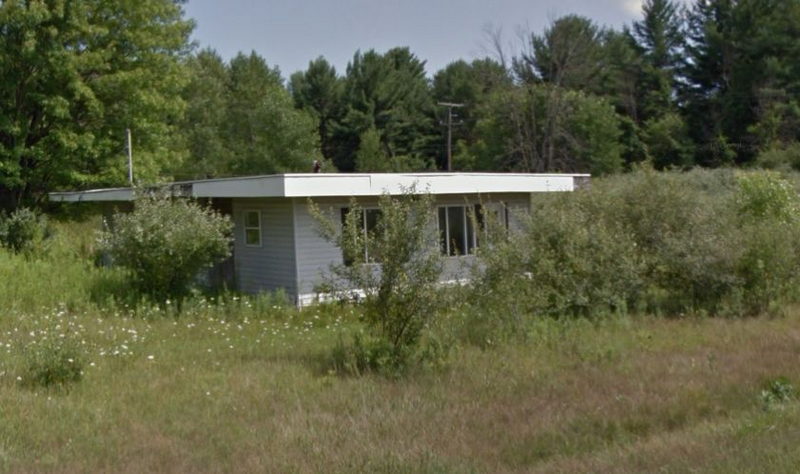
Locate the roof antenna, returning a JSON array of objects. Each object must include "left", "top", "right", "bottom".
[{"left": 126, "top": 128, "right": 134, "bottom": 185}]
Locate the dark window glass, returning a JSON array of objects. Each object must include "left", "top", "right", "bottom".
[
  {"left": 447, "top": 206, "right": 465, "bottom": 256},
  {"left": 245, "top": 211, "right": 260, "bottom": 228}
]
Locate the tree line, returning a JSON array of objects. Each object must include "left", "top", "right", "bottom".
[{"left": 2, "top": 0, "right": 800, "bottom": 209}]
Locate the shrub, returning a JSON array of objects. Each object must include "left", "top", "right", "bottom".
[
  {"left": 755, "top": 142, "right": 800, "bottom": 171},
  {"left": 734, "top": 172, "right": 800, "bottom": 314},
  {"left": 0, "top": 207, "right": 50, "bottom": 255},
  {"left": 310, "top": 188, "right": 444, "bottom": 372},
  {"left": 736, "top": 171, "right": 799, "bottom": 223},
  {"left": 467, "top": 168, "right": 800, "bottom": 340},
  {"left": 99, "top": 196, "right": 232, "bottom": 303},
  {"left": 21, "top": 336, "right": 84, "bottom": 389}
]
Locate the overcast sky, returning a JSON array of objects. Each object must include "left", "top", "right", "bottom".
[{"left": 183, "top": 0, "right": 684, "bottom": 78}]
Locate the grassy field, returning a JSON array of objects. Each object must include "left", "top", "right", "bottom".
[
  {"left": 2, "top": 212, "right": 800, "bottom": 472},
  {"left": 1, "top": 298, "right": 800, "bottom": 472}
]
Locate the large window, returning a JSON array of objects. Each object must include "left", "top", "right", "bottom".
[
  {"left": 244, "top": 210, "right": 261, "bottom": 246},
  {"left": 438, "top": 204, "right": 509, "bottom": 256},
  {"left": 438, "top": 205, "right": 482, "bottom": 256},
  {"left": 340, "top": 207, "right": 382, "bottom": 264}
]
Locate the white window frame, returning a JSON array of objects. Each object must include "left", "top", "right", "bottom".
[{"left": 243, "top": 210, "right": 262, "bottom": 247}]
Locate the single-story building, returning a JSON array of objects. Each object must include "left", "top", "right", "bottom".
[{"left": 50, "top": 172, "right": 589, "bottom": 305}]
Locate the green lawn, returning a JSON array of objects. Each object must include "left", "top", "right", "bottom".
[{"left": 1, "top": 301, "right": 799, "bottom": 472}]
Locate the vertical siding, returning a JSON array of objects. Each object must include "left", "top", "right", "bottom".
[{"left": 232, "top": 198, "right": 298, "bottom": 298}]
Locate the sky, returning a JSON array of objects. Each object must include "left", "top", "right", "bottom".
[{"left": 182, "top": 0, "right": 681, "bottom": 78}]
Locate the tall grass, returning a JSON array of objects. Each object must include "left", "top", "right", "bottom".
[
  {"left": 0, "top": 219, "right": 108, "bottom": 313},
  {"left": 0, "top": 173, "right": 798, "bottom": 470}
]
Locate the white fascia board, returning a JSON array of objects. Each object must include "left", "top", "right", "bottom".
[
  {"left": 193, "top": 173, "right": 582, "bottom": 198},
  {"left": 48, "top": 188, "right": 134, "bottom": 202},
  {"left": 49, "top": 173, "right": 587, "bottom": 202}
]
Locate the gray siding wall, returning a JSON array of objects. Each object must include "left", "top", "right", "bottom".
[
  {"left": 293, "top": 197, "right": 352, "bottom": 297},
  {"left": 292, "top": 193, "right": 531, "bottom": 301},
  {"left": 232, "top": 198, "right": 298, "bottom": 297}
]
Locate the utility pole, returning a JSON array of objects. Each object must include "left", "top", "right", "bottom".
[
  {"left": 438, "top": 102, "right": 464, "bottom": 171},
  {"left": 126, "top": 128, "right": 133, "bottom": 185}
]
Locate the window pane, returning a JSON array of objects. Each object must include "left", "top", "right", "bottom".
[
  {"left": 245, "top": 229, "right": 260, "bottom": 246},
  {"left": 438, "top": 207, "right": 447, "bottom": 255},
  {"left": 447, "top": 206, "right": 465, "bottom": 256},
  {"left": 365, "top": 209, "right": 381, "bottom": 233},
  {"left": 245, "top": 211, "right": 259, "bottom": 228}
]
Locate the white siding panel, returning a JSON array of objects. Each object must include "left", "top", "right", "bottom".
[{"left": 232, "top": 198, "right": 297, "bottom": 296}]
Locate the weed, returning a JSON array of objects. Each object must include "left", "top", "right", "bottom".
[
  {"left": 21, "top": 334, "right": 84, "bottom": 389},
  {"left": 759, "top": 376, "right": 795, "bottom": 410}
]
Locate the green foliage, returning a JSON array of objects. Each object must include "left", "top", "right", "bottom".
[
  {"left": 755, "top": 142, "right": 800, "bottom": 172},
  {"left": 516, "top": 15, "right": 606, "bottom": 91},
  {"left": 330, "top": 333, "right": 409, "bottom": 377},
  {"left": 0, "top": 207, "right": 50, "bottom": 255},
  {"left": 354, "top": 128, "right": 391, "bottom": 172},
  {"left": 630, "top": 0, "right": 685, "bottom": 122},
  {"left": 224, "top": 52, "right": 323, "bottom": 175},
  {"left": 0, "top": 0, "right": 193, "bottom": 207},
  {"left": 642, "top": 113, "right": 694, "bottom": 169},
  {"left": 469, "top": 192, "right": 643, "bottom": 331},
  {"left": 682, "top": 0, "right": 800, "bottom": 165},
  {"left": 177, "top": 51, "right": 324, "bottom": 179},
  {"left": 473, "top": 84, "right": 623, "bottom": 174},
  {"left": 310, "top": 188, "right": 443, "bottom": 372},
  {"left": 21, "top": 334, "right": 84, "bottom": 389},
  {"left": 466, "top": 169, "right": 800, "bottom": 346},
  {"left": 100, "top": 197, "right": 232, "bottom": 303},
  {"left": 760, "top": 377, "right": 795, "bottom": 410},
  {"left": 736, "top": 171, "right": 799, "bottom": 222},
  {"left": 177, "top": 49, "right": 230, "bottom": 179},
  {"left": 333, "top": 48, "right": 437, "bottom": 171},
  {"left": 432, "top": 58, "right": 511, "bottom": 169},
  {"left": 289, "top": 57, "right": 345, "bottom": 162}
]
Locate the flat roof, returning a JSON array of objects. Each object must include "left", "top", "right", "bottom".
[{"left": 48, "top": 172, "right": 590, "bottom": 202}]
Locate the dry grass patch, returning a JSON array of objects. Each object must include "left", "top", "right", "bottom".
[{"left": 0, "top": 308, "right": 799, "bottom": 472}]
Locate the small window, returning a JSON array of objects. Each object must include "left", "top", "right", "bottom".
[
  {"left": 340, "top": 207, "right": 382, "bottom": 264},
  {"left": 244, "top": 210, "right": 261, "bottom": 246}
]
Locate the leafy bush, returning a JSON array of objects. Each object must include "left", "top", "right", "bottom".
[
  {"left": 310, "top": 188, "right": 444, "bottom": 373},
  {"left": 466, "top": 168, "right": 800, "bottom": 344},
  {"left": 0, "top": 207, "right": 50, "bottom": 255},
  {"left": 99, "top": 196, "right": 232, "bottom": 303},
  {"left": 21, "top": 336, "right": 84, "bottom": 389},
  {"left": 755, "top": 142, "right": 800, "bottom": 171}
]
